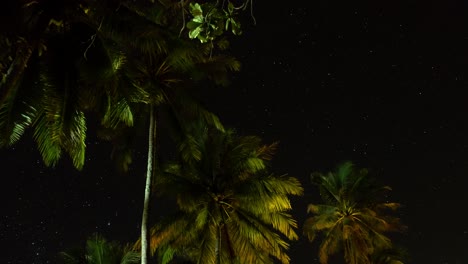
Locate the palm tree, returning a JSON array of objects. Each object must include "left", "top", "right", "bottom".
[
  {"left": 1, "top": 2, "right": 247, "bottom": 264},
  {"left": 142, "top": 124, "right": 303, "bottom": 264},
  {"left": 82, "top": 3, "right": 242, "bottom": 263},
  {"left": 59, "top": 234, "right": 140, "bottom": 264},
  {"left": 0, "top": 1, "right": 138, "bottom": 169},
  {"left": 303, "top": 162, "right": 406, "bottom": 264}
]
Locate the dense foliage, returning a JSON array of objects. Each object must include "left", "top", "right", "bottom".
[
  {"left": 1, "top": 2, "right": 408, "bottom": 264},
  {"left": 0, "top": 0, "right": 247, "bottom": 169}
]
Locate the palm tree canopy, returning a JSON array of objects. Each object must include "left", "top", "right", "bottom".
[
  {"left": 0, "top": 0, "right": 96, "bottom": 169},
  {"left": 139, "top": 125, "right": 303, "bottom": 264},
  {"left": 304, "top": 161, "right": 406, "bottom": 264},
  {"left": 0, "top": 0, "right": 244, "bottom": 170},
  {"left": 78, "top": 0, "right": 244, "bottom": 172}
]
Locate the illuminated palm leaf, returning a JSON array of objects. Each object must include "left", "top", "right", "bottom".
[{"left": 0, "top": 69, "right": 38, "bottom": 147}]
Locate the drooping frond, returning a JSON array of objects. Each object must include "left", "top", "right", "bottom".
[
  {"left": 101, "top": 97, "right": 134, "bottom": 129},
  {"left": 0, "top": 86, "right": 38, "bottom": 147},
  {"left": 303, "top": 204, "right": 340, "bottom": 241},
  {"left": 120, "top": 251, "right": 141, "bottom": 264},
  {"left": 31, "top": 47, "right": 87, "bottom": 170},
  {"left": 318, "top": 222, "right": 342, "bottom": 264}
]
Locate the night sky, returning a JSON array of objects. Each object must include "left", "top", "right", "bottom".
[{"left": 2, "top": 0, "right": 468, "bottom": 263}]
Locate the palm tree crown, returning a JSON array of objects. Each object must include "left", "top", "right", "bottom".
[
  {"left": 303, "top": 161, "right": 406, "bottom": 264},
  {"left": 145, "top": 125, "right": 303, "bottom": 264}
]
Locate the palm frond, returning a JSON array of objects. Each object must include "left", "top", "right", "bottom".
[
  {"left": 101, "top": 97, "right": 134, "bottom": 129},
  {"left": 64, "top": 109, "right": 87, "bottom": 170},
  {"left": 156, "top": 245, "right": 177, "bottom": 264},
  {"left": 120, "top": 251, "right": 140, "bottom": 264},
  {"left": 0, "top": 38, "right": 42, "bottom": 147},
  {"left": 0, "top": 97, "right": 37, "bottom": 147},
  {"left": 318, "top": 223, "right": 342, "bottom": 264},
  {"left": 32, "top": 111, "right": 62, "bottom": 167},
  {"left": 232, "top": 209, "right": 291, "bottom": 263}
]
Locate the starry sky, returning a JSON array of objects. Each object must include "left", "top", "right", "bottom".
[{"left": 2, "top": 0, "right": 468, "bottom": 263}]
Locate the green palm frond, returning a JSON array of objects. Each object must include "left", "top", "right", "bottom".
[
  {"left": 32, "top": 69, "right": 87, "bottom": 169},
  {"left": 0, "top": 97, "right": 37, "bottom": 147},
  {"left": 32, "top": 111, "right": 62, "bottom": 167},
  {"left": 178, "top": 133, "right": 205, "bottom": 163},
  {"left": 64, "top": 109, "right": 87, "bottom": 169},
  {"left": 159, "top": 246, "right": 176, "bottom": 264},
  {"left": 0, "top": 38, "right": 43, "bottom": 147},
  {"left": 263, "top": 175, "right": 304, "bottom": 196},
  {"left": 101, "top": 97, "right": 134, "bottom": 129},
  {"left": 120, "top": 251, "right": 140, "bottom": 264}
]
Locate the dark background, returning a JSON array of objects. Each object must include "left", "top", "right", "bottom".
[{"left": 2, "top": 0, "right": 468, "bottom": 263}]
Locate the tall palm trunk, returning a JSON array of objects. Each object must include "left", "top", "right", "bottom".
[{"left": 141, "top": 105, "right": 156, "bottom": 264}]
